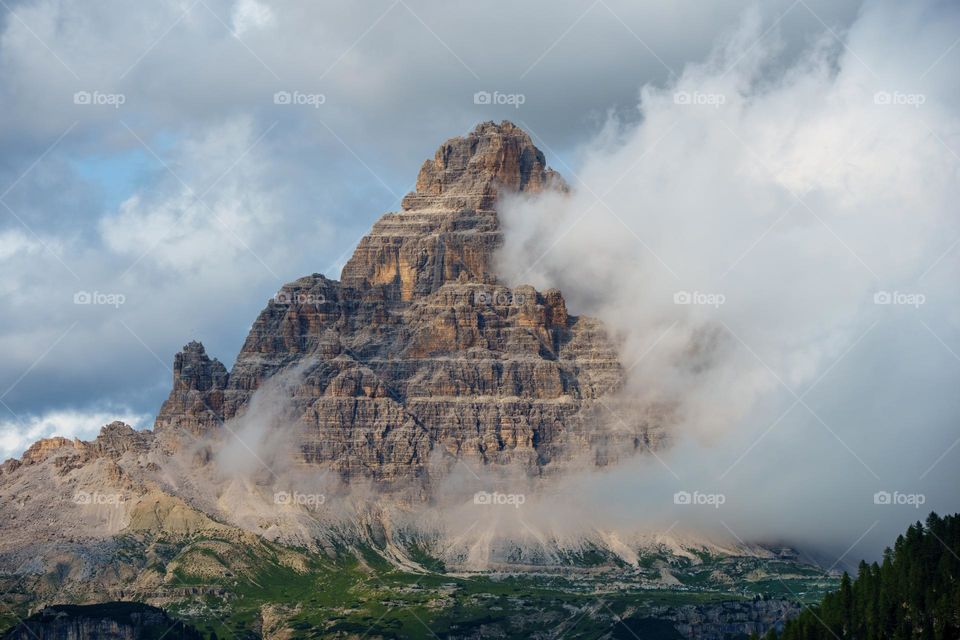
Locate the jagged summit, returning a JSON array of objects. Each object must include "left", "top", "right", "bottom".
[
  {"left": 401, "top": 120, "right": 564, "bottom": 212},
  {"left": 155, "top": 341, "right": 227, "bottom": 434},
  {"left": 341, "top": 120, "right": 564, "bottom": 300}
]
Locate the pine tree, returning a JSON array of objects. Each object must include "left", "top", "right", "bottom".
[{"left": 771, "top": 513, "right": 960, "bottom": 640}]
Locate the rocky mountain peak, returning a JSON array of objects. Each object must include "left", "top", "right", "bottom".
[
  {"left": 402, "top": 120, "right": 563, "bottom": 212},
  {"left": 18, "top": 436, "right": 80, "bottom": 465},
  {"left": 155, "top": 341, "right": 228, "bottom": 434},
  {"left": 90, "top": 421, "right": 152, "bottom": 458},
  {"left": 170, "top": 341, "right": 228, "bottom": 394},
  {"left": 150, "top": 122, "right": 641, "bottom": 481},
  {"left": 342, "top": 120, "right": 564, "bottom": 300}
]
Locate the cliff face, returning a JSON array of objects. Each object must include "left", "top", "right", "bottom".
[
  {"left": 341, "top": 120, "right": 565, "bottom": 299},
  {"left": 154, "top": 121, "right": 643, "bottom": 482},
  {"left": 155, "top": 341, "right": 228, "bottom": 435},
  {"left": 1, "top": 421, "right": 151, "bottom": 478}
]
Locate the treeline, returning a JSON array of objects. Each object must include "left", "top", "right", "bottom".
[{"left": 758, "top": 512, "right": 960, "bottom": 640}]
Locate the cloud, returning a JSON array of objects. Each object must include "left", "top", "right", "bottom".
[
  {"left": 230, "top": 0, "right": 275, "bottom": 37},
  {"left": 0, "top": 0, "right": 863, "bottom": 149},
  {"left": 0, "top": 229, "right": 43, "bottom": 260},
  {"left": 0, "top": 407, "right": 153, "bottom": 460},
  {"left": 100, "top": 116, "right": 289, "bottom": 274},
  {"left": 0, "top": 115, "right": 335, "bottom": 432},
  {"left": 0, "top": 0, "right": 866, "bottom": 451},
  {"left": 496, "top": 0, "right": 960, "bottom": 557}
]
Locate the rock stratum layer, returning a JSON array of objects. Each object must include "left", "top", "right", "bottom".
[{"left": 154, "top": 120, "right": 647, "bottom": 483}]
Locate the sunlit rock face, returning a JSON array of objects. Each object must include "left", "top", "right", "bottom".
[
  {"left": 342, "top": 120, "right": 565, "bottom": 300},
  {"left": 154, "top": 121, "right": 653, "bottom": 484}
]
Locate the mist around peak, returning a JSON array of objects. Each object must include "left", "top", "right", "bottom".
[{"left": 495, "top": 0, "right": 960, "bottom": 561}]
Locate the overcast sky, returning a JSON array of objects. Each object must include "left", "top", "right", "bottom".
[
  {"left": 493, "top": 0, "right": 960, "bottom": 559},
  {"left": 0, "top": 0, "right": 871, "bottom": 456}
]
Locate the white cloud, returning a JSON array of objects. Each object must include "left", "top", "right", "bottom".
[
  {"left": 0, "top": 0, "right": 863, "bottom": 149},
  {"left": 230, "top": 0, "right": 275, "bottom": 36},
  {"left": 100, "top": 117, "right": 284, "bottom": 275},
  {"left": 0, "top": 407, "right": 154, "bottom": 460},
  {"left": 0, "top": 229, "right": 43, "bottom": 260},
  {"left": 497, "top": 0, "right": 960, "bottom": 552},
  {"left": 0, "top": 116, "right": 333, "bottom": 434}
]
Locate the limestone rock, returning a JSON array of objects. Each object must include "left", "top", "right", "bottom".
[
  {"left": 153, "top": 121, "right": 647, "bottom": 485},
  {"left": 155, "top": 341, "right": 228, "bottom": 435},
  {"left": 88, "top": 422, "right": 153, "bottom": 459},
  {"left": 341, "top": 120, "right": 565, "bottom": 301}
]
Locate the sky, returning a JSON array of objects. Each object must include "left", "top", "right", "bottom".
[
  {"left": 0, "top": 0, "right": 868, "bottom": 455},
  {"left": 494, "top": 0, "right": 960, "bottom": 558},
  {"left": 0, "top": 0, "right": 957, "bottom": 558}
]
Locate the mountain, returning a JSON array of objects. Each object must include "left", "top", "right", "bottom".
[
  {"left": 0, "top": 122, "right": 831, "bottom": 639},
  {"left": 152, "top": 120, "right": 646, "bottom": 485},
  {"left": 0, "top": 120, "right": 665, "bottom": 580}
]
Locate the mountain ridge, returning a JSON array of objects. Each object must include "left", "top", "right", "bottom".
[{"left": 0, "top": 122, "right": 672, "bottom": 567}]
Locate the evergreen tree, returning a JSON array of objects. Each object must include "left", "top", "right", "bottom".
[{"left": 773, "top": 513, "right": 960, "bottom": 640}]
